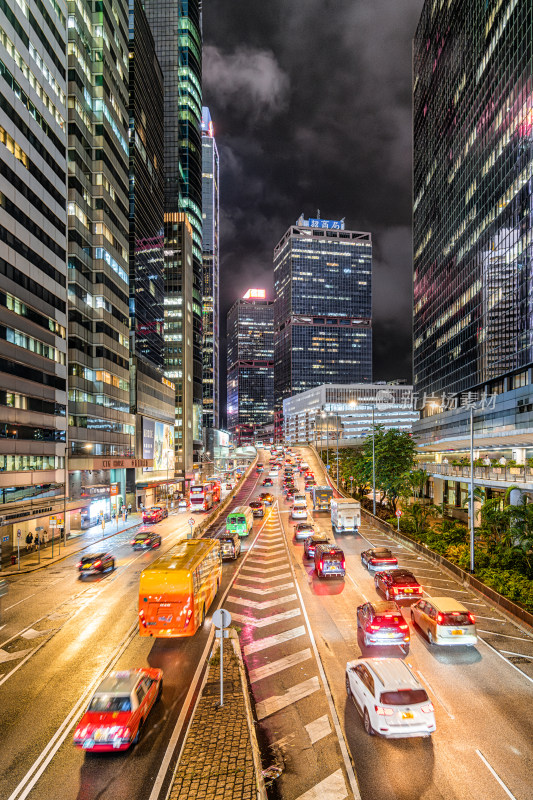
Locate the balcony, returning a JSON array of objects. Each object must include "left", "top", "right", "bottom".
[{"left": 421, "top": 462, "right": 533, "bottom": 488}]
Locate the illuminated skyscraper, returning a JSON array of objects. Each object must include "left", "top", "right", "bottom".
[
  {"left": 227, "top": 290, "right": 274, "bottom": 444},
  {"left": 145, "top": 0, "right": 203, "bottom": 471},
  {"left": 201, "top": 107, "right": 219, "bottom": 431},
  {"left": 273, "top": 216, "right": 372, "bottom": 430},
  {"left": 413, "top": 0, "right": 533, "bottom": 396}
]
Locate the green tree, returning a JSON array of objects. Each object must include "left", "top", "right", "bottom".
[
  {"left": 408, "top": 468, "right": 429, "bottom": 499},
  {"left": 399, "top": 501, "right": 434, "bottom": 536},
  {"left": 362, "top": 425, "right": 417, "bottom": 512}
]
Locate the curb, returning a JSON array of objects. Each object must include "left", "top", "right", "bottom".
[
  {"left": 0, "top": 520, "right": 144, "bottom": 576},
  {"left": 230, "top": 631, "right": 268, "bottom": 800}
]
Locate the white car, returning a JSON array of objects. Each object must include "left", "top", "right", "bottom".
[
  {"left": 268, "top": 469, "right": 279, "bottom": 478},
  {"left": 410, "top": 597, "right": 477, "bottom": 646},
  {"left": 291, "top": 495, "right": 307, "bottom": 520},
  {"left": 345, "top": 658, "right": 436, "bottom": 738}
]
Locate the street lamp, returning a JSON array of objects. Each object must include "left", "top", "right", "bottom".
[
  {"left": 371, "top": 404, "right": 376, "bottom": 516},
  {"left": 469, "top": 406, "right": 475, "bottom": 574}
]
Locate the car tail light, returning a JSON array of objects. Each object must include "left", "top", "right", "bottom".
[
  {"left": 341, "top": 560, "right": 345, "bottom": 569},
  {"left": 319, "top": 561, "right": 323, "bottom": 571},
  {"left": 421, "top": 703, "right": 434, "bottom": 713},
  {"left": 77, "top": 562, "right": 82, "bottom": 568},
  {"left": 144, "top": 539, "right": 150, "bottom": 544},
  {"left": 399, "top": 622, "right": 409, "bottom": 631},
  {"left": 94, "top": 560, "right": 102, "bottom": 568},
  {"left": 184, "top": 608, "right": 193, "bottom": 626},
  {"left": 392, "top": 587, "right": 399, "bottom": 593},
  {"left": 374, "top": 705, "right": 394, "bottom": 716},
  {"left": 468, "top": 613, "right": 476, "bottom": 624},
  {"left": 139, "top": 609, "right": 147, "bottom": 628},
  {"left": 130, "top": 540, "right": 135, "bottom": 545},
  {"left": 437, "top": 613, "right": 445, "bottom": 625},
  {"left": 368, "top": 623, "right": 381, "bottom": 632},
  {"left": 122, "top": 727, "right": 131, "bottom": 741}
]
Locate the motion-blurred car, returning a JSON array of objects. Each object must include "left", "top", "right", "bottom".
[
  {"left": 262, "top": 478, "right": 274, "bottom": 487},
  {"left": 410, "top": 597, "right": 477, "bottom": 646},
  {"left": 360, "top": 547, "right": 398, "bottom": 572},
  {"left": 345, "top": 658, "right": 435, "bottom": 738},
  {"left": 249, "top": 500, "right": 264, "bottom": 518},
  {"left": 78, "top": 552, "right": 115, "bottom": 576},
  {"left": 225, "top": 483, "right": 233, "bottom": 490},
  {"left": 259, "top": 492, "right": 274, "bottom": 505},
  {"left": 357, "top": 600, "right": 410, "bottom": 652},
  {"left": 375, "top": 569, "right": 422, "bottom": 601},
  {"left": 73, "top": 668, "right": 163, "bottom": 751},
  {"left": 131, "top": 530, "right": 162, "bottom": 550},
  {"left": 294, "top": 522, "right": 314, "bottom": 541},
  {"left": 303, "top": 532, "right": 330, "bottom": 559},
  {"left": 142, "top": 506, "right": 167, "bottom": 524},
  {"left": 178, "top": 499, "right": 189, "bottom": 511}
]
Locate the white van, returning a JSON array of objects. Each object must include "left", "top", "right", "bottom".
[{"left": 331, "top": 498, "right": 361, "bottom": 534}]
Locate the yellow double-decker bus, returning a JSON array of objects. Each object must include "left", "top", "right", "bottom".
[{"left": 138, "top": 538, "right": 222, "bottom": 638}]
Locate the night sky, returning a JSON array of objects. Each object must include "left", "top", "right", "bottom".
[{"left": 203, "top": 0, "right": 425, "bottom": 410}]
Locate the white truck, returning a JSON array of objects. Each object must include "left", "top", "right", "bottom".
[{"left": 330, "top": 497, "right": 361, "bottom": 534}]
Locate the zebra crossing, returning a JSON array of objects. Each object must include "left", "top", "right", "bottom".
[{"left": 226, "top": 502, "right": 358, "bottom": 800}]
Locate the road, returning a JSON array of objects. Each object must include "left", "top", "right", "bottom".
[
  {"left": 0, "top": 474, "right": 262, "bottom": 800},
  {"left": 277, "top": 446, "right": 533, "bottom": 800},
  {"left": 2, "top": 448, "right": 532, "bottom": 800}
]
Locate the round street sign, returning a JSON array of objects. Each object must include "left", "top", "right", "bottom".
[
  {"left": 349, "top": 476, "right": 354, "bottom": 480},
  {"left": 395, "top": 510, "right": 402, "bottom": 517},
  {"left": 212, "top": 608, "right": 231, "bottom": 629},
  {"left": 188, "top": 518, "right": 194, "bottom": 526}
]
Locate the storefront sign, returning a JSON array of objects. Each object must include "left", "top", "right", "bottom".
[
  {"left": 110, "top": 483, "right": 119, "bottom": 496},
  {"left": 93, "top": 458, "right": 153, "bottom": 469},
  {"left": 143, "top": 418, "right": 155, "bottom": 461}
]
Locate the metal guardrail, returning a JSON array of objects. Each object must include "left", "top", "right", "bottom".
[{"left": 423, "top": 462, "right": 533, "bottom": 484}]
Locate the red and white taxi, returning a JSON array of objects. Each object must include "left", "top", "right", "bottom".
[
  {"left": 73, "top": 668, "right": 163, "bottom": 752},
  {"left": 142, "top": 506, "right": 167, "bottom": 524}
]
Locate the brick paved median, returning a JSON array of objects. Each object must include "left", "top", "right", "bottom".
[{"left": 168, "top": 632, "right": 263, "bottom": 800}]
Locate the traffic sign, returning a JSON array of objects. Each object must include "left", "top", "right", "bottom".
[
  {"left": 395, "top": 510, "right": 402, "bottom": 517},
  {"left": 188, "top": 518, "right": 194, "bottom": 526},
  {"left": 2, "top": 536, "right": 8, "bottom": 543},
  {"left": 212, "top": 608, "right": 231, "bottom": 629},
  {"left": 17, "top": 530, "right": 21, "bottom": 539},
  {"left": 349, "top": 476, "right": 354, "bottom": 480}
]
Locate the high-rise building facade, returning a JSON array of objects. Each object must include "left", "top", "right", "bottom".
[
  {"left": 67, "top": 0, "right": 135, "bottom": 530},
  {"left": 128, "top": 0, "right": 176, "bottom": 509},
  {"left": 0, "top": 0, "right": 68, "bottom": 559},
  {"left": 164, "top": 213, "right": 195, "bottom": 482},
  {"left": 273, "top": 217, "right": 372, "bottom": 427},
  {"left": 227, "top": 289, "right": 274, "bottom": 444},
  {"left": 201, "top": 107, "right": 219, "bottom": 431},
  {"left": 413, "top": 0, "right": 533, "bottom": 398},
  {"left": 145, "top": 0, "right": 203, "bottom": 467},
  {"left": 412, "top": 1, "right": 533, "bottom": 514}
]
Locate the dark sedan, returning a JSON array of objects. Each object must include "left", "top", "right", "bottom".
[
  {"left": 78, "top": 552, "right": 115, "bottom": 576},
  {"left": 375, "top": 569, "right": 422, "bottom": 600},
  {"left": 131, "top": 530, "right": 162, "bottom": 550},
  {"left": 249, "top": 500, "right": 264, "bottom": 518}
]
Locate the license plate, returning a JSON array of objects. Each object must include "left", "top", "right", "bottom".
[
  {"left": 387, "top": 632, "right": 397, "bottom": 638},
  {"left": 83, "top": 739, "right": 94, "bottom": 749},
  {"left": 83, "top": 565, "right": 91, "bottom": 570},
  {"left": 452, "top": 629, "right": 463, "bottom": 635},
  {"left": 402, "top": 712, "right": 413, "bottom": 719},
  {"left": 404, "top": 588, "right": 413, "bottom": 593}
]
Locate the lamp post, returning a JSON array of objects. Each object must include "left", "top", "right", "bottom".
[
  {"left": 371, "top": 405, "right": 376, "bottom": 516},
  {"left": 469, "top": 406, "right": 475, "bottom": 574}
]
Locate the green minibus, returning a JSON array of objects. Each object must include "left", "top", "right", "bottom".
[{"left": 226, "top": 506, "right": 254, "bottom": 538}]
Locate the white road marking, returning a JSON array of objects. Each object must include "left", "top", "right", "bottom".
[
  {"left": 416, "top": 670, "right": 455, "bottom": 719},
  {"left": 346, "top": 571, "right": 368, "bottom": 602},
  {"left": 243, "top": 625, "right": 306, "bottom": 655},
  {"left": 476, "top": 750, "right": 518, "bottom": 800},
  {"left": 293, "top": 769, "right": 348, "bottom": 800},
  {"left": 255, "top": 676, "right": 320, "bottom": 720},
  {"left": 0, "top": 648, "right": 32, "bottom": 663},
  {"left": 499, "top": 649, "right": 532, "bottom": 659},
  {"left": 20, "top": 628, "right": 52, "bottom": 640},
  {"left": 233, "top": 582, "right": 295, "bottom": 595},
  {"left": 226, "top": 594, "right": 298, "bottom": 610},
  {"left": 474, "top": 615, "right": 505, "bottom": 623},
  {"left": 241, "top": 564, "right": 288, "bottom": 574},
  {"left": 248, "top": 648, "right": 312, "bottom": 684},
  {"left": 477, "top": 635, "right": 533, "bottom": 686},
  {"left": 276, "top": 502, "right": 361, "bottom": 800},
  {"left": 424, "top": 583, "right": 468, "bottom": 592},
  {"left": 305, "top": 714, "right": 332, "bottom": 744},
  {"left": 234, "top": 572, "right": 292, "bottom": 584},
  {"left": 478, "top": 629, "right": 533, "bottom": 642},
  {"left": 246, "top": 556, "right": 286, "bottom": 565},
  {"left": 230, "top": 608, "right": 301, "bottom": 628}
]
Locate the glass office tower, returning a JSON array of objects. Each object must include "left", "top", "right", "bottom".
[
  {"left": 145, "top": 0, "right": 203, "bottom": 465},
  {"left": 67, "top": 0, "right": 136, "bottom": 529},
  {"left": 273, "top": 217, "right": 372, "bottom": 424},
  {"left": 227, "top": 291, "right": 274, "bottom": 444},
  {"left": 413, "top": 0, "right": 533, "bottom": 397},
  {"left": 201, "top": 107, "right": 219, "bottom": 431},
  {"left": 0, "top": 0, "right": 68, "bottom": 559}
]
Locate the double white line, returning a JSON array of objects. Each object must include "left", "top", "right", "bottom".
[{"left": 7, "top": 622, "right": 138, "bottom": 800}]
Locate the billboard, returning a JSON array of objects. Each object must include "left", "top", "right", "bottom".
[{"left": 143, "top": 418, "right": 175, "bottom": 473}]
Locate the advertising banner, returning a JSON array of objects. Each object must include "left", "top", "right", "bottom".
[{"left": 143, "top": 418, "right": 155, "bottom": 461}]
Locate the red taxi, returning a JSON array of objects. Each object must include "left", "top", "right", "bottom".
[
  {"left": 142, "top": 506, "right": 167, "bottom": 524},
  {"left": 73, "top": 668, "right": 163, "bottom": 752}
]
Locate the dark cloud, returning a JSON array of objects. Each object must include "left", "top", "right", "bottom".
[{"left": 203, "top": 0, "right": 424, "bottom": 414}]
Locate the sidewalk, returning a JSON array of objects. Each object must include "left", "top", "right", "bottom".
[
  {"left": 1, "top": 514, "right": 143, "bottom": 576},
  {"left": 167, "top": 632, "right": 265, "bottom": 800}
]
